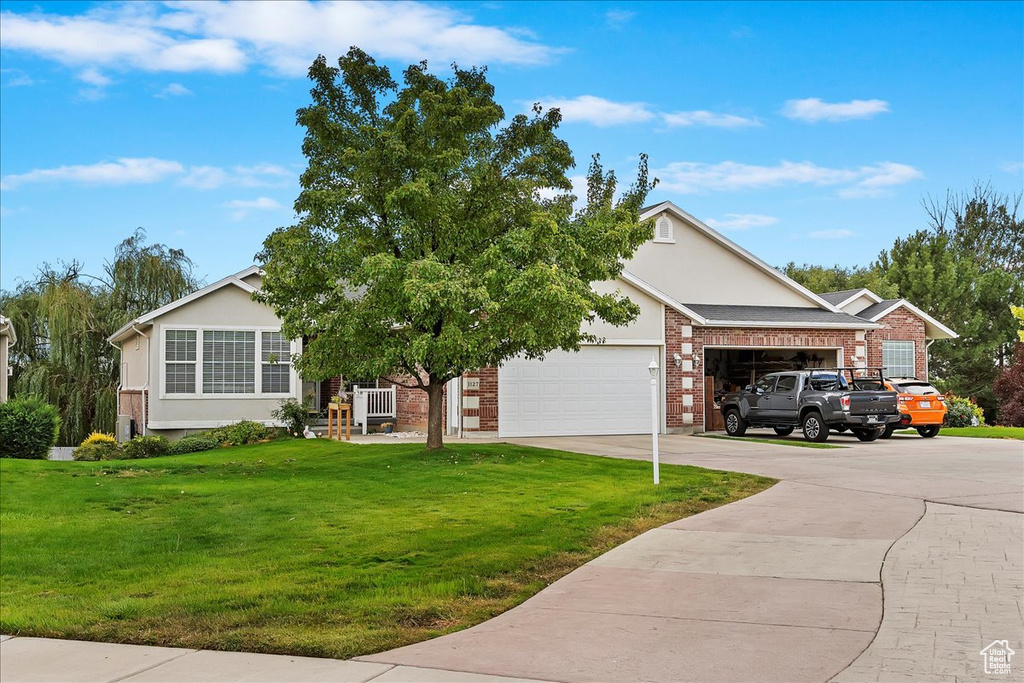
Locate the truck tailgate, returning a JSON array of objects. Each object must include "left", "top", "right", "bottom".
[{"left": 850, "top": 391, "right": 898, "bottom": 416}]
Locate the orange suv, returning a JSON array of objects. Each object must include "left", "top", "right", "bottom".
[{"left": 880, "top": 378, "right": 947, "bottom": 438}]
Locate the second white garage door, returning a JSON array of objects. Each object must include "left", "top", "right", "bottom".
[{"left": 498, "top": 346, "right": 660, "bottom": 437}]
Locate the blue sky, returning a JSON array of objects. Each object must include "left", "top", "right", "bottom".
[{"left": 1, "top": 1, "right": 1021, "bottom": 291}]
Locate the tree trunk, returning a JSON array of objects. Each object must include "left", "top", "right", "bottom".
[{"left": 425, "top": 378, "right": 446, "bottom": 451}]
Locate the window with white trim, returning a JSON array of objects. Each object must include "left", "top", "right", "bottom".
[
  {"left": 261, "top": 331, "right": 291, "bottom": 394},
  {"left": 165, "top": 330, "right": 196, "bottom": 394},
  {"left": 163, "top": 328, "right": 292, "bottom": 397},
  {"left": 203, "top": 330, "right": 256, "bottom": 394},
  {"left": 654, "top": 215, "right": 674, "bottom": 243},
  {"left": 882, "top": 340, "right": 915, "bottom": 378}
]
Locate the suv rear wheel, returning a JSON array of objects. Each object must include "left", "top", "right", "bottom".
[
  {"left": 773, "top": 426, "right": 794, "bottom": 436},
  {"left": 725, "top": 409, "right": 747, "bottom": 436},
  {"left": 802, "top": 412, "right": 829, "bottom": 443},
  {"left": 917, "top": 425, "right": 941, "bottom": 438}
]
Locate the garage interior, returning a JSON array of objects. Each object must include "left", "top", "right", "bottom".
[{"left": 703, "top": 347, "right": 839, "bottom": 430}]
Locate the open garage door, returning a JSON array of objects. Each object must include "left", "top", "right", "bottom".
[{"left": 498, "top": 346, "right": 659, "bottom": 437}]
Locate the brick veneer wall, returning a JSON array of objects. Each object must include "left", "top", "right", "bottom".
[
  {"left": 665, "top": 309, "right": 861, "bottom": 431},
  {"left": 865, "top": 307, "right": 928, "bottom": 379},
  {"left": 461, "top": 366, "right": 498, "bottom": 432},
  {"left": 117, "top": 390, "right": 147, "bottom": 437},
  {"left": 381, "top": 375, "right": 447, "bottom": 432}
]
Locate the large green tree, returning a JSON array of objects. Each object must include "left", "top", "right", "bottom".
[
  {"left": 258, "top": 49, "right": 655, "bottom": 450},
  {"left": 781, "top": 262, "right": 896, "bottom": 298},
  {"left": 1, "top": 230, "right": 200, "bottom": 445},
  {"left": 877, "top": 184, "right": 1022, "bottom": 417}
]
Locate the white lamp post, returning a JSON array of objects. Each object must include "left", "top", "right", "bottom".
[{"left": 648, "top": 356, "right": 660, "bottom": 485}]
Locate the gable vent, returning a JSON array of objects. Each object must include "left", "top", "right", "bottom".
[{"left": 655, "top": 215, "right": 674, "bottom": 243}]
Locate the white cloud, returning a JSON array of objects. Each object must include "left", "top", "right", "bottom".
[
  {"left": 531, "top": 95, "right": 654, "bottom": 127},
  {"left": 781, "top": 98, "right": 891, "bottom": 123},
  {"left": 1000, "top": 161, "right": 1024, "bottom": 175},
  {"left": 704, "top": 213, "right": 778, "bottom": 231},
  {"left": 0, "top": 157, "right": 184, "bottom": 189},
  {"left": 0, "top": 11, "right": 247, "bottom": 73},
  {"left": 837, "top": 162, "right": 923, "bottom": 198},
  {"left": 0, "top": 68, "right": 33, "bottom": 87},
  {"left": 1, "top": 157, "right": 294, "bottom": 191},
  {"left": 809, "top": 229, "right": 856, "bottom": 239},
  {"left": 155, "top": 82, "right": 193, "bottom": 98},
  {"left": 605, "top": 10, "right": 635, "bottom": 28},
  {"left": 531, "top": 97, "right": 759, "bottom": 129},
  {"left": 180, "top": 163, "right": 293, "bottom": 190},
  {"left": 224, "top": 196, "right": 286, "bottom": 220},
  {"left": 77, "top": 66, "right": 111, "bottom": 87},
  {"left": 655, "top": 159, "right": 922, "bottom": 197},
  {"left": 662, "top": 110, "right": 760, "bottom": 129},
  {"left": 0, "top": 2, "right": 560, "bottom": 79}
]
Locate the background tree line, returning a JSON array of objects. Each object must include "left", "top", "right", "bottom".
[
  {"left": 0, "top": 230, "right": 201, "bottom": 445},
  {"left": 783, "top": 183, "right": 1023, "bottom": 424}
]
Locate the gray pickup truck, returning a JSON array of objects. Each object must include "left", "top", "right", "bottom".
[{"left": 720, "top": 367, "right": 901, "bottom": 443}]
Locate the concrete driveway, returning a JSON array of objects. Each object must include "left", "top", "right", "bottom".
[{"left": 359, "top": 433, "right": 1023, "bottom": 682}]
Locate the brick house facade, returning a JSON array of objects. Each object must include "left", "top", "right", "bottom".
[{"left": 865, "top": 307, "right": 929, "bottom": 379}]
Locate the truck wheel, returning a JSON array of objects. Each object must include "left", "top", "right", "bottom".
[
  {"left": 802, "top": 412, "right": 829, "bottom": 443},
  {"left": 917, "top": 425, "right": 941, "bottom": 438},
  {"left": 879, "top": 424, "right": 895, "bottom": 439},
  {"left": 725, "top": 409, "right": 747, "bottom": 436},
  {"left": 853, "top": 428, "right": 883, "bottom": 442},
  {"left": 773, "top": 426, "right": 794, "bottom": 436}
]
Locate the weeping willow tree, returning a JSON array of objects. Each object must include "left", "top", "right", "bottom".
[{"left": 0, "top": 230, "right": 201, "bottom": 445}]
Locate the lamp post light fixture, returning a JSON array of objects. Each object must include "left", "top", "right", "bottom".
[{"left": 648, "top": 356, "right": 660, "bottom": 485}]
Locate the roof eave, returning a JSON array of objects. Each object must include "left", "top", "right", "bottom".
[
  {"left": 869, "top": 300, "right": 958, "bottom": 339},
  {"left": 834, "top": 288, "right": 883, "bottom": 310},
  {"left": 618, "top": 271, "right": 709, "bottom": 324},
  {"left": 698, "top": 320, "right": 883, "bottom": 330}
]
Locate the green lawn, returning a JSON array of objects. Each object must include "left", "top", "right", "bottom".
[
  {"left": 0, "top": 440, "right": 772, "bottom": 659},
  {"left": 897, "top": 426, "right": 1024, "bottom": 440}
]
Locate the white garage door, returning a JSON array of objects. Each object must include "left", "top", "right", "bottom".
[{"left": 498, "top": 346, "right": 660, "bottom": 437}]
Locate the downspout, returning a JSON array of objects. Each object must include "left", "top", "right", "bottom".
[
  {"left": 925, "top": 339, "right": 935, "bottom": 381},
  {"left": 132, "top": 323, "right": 150, "bottom": 436}
]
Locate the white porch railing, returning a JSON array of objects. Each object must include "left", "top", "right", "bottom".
[{"left": 353, "top": 386, "right": 397, "bottom": 434}]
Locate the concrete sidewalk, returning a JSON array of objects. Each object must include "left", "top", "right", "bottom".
[{"left": 0, "top": 637, "right": 549, "bottom": 683}]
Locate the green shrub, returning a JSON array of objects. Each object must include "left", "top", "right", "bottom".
[
  {"left": 945, "top": 395, "right": 986, "bottom": 428},
  {"left": 271, "top": 397, "right": 313, "bottom": 436},
  {"left": 167, "top": 434, "right": 220, "bottom": 455},
  {"left": 121, "top": 435, "right": 170, "bottom": 459},
  {"left": 81, "top": 432, "right": 118, "bottom": 447},
  {"left": 74, "top": 441, "right": 122, "bottom": 461},
  {"left": 0, "top": 396, "right": 61, "bottom": 459},
  {"left": 207, "top": 420, "right": 268, "bottom": 446}
]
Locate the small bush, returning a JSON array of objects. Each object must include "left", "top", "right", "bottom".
[
  {"left": 207, "top": 420, "right": 268, "bottom": 446},
  {"left": 81, "top": 432, "right": 118, "bottom": 447},
  {"left": 272, "top": 397, "right": 313, "bottom": 436},
  {"left": 0, "top": 396, "right": 61, "bottom": 459},
  {"left": 167, "top": 434, "right": 220, "bottom": 455},
  {"left": 74, "top": 441, "right": 122, "bottom": 461},
  {"left": 945, "top": 395, "right": 986, "bottom": 428},
  {"left": 121, "top": 435, "right": 170, "bottom": 459}
]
